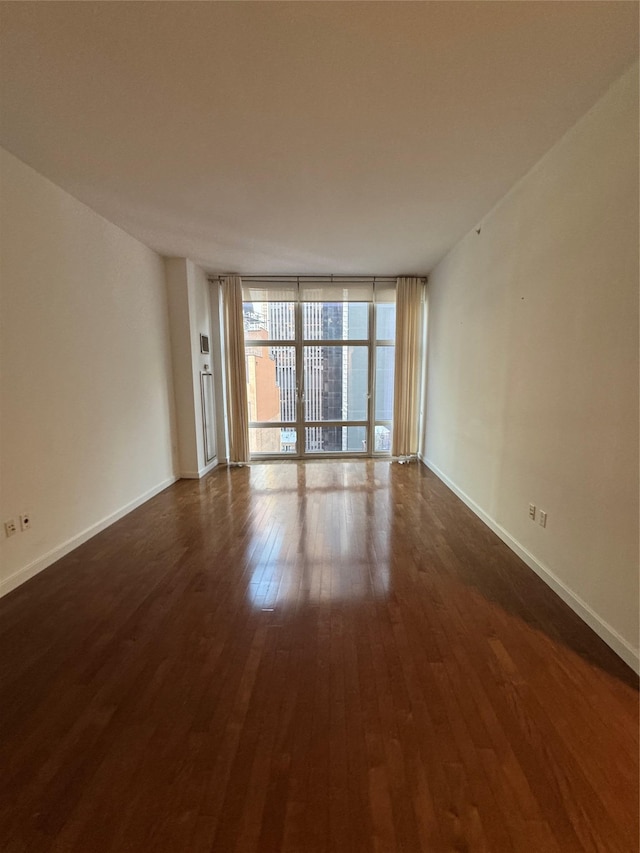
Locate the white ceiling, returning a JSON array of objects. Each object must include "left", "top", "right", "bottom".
[{"left": 0, "top": 2, "right": 637, "bottom": 275}]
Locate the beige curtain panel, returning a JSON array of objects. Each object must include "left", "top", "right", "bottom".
[
  {"left": 392, "top": 276, "right": 424, "bottom": 458},
  {"left": 222, "top": 275, "right": 250, "bottom": 464}
]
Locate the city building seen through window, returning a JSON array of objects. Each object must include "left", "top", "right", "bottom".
[{"left": 243, "top": 297, "right": 395, "bottom": 457}]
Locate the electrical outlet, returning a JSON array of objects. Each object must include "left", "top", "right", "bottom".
[
  {"left": 4, "top": 519, "right": 17, "bottom": 537},
  {"left": 539, "top": 510, "right": 547, "bottom": 528},
  {"left": 20, "top": 513, "right": 31, "bottom": 531},
  {"left": 528, "top": 503, "right": 536, "bottom": 520}
]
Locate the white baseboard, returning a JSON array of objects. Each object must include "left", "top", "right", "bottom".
[
  {"left": 420, "top": 455, "right": 639, "bottom": 674},
  {"left": 180, "top": 458, "right": 218, "bottom": 479},
  {"left": 0, "top": 475, "right": 179, "bottom": 598}
]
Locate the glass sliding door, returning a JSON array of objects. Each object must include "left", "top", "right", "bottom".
[
  {"left": 303, "top": 341, "right": 369, "bottom": 454},
  {"left": 242, "top": 279, "right": 395, "bottom": 459}
]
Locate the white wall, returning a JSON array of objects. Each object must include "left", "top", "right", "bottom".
[
  {"left": 422, "top": 64, "right": 639, "bottom": 669},
  {"left": 165, "top": 258, "right": 218, "bottom": 477},
  {"left": 0, "top": 148, "right": 178, "bottom": 595}
]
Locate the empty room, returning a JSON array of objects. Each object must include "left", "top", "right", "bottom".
[{"left": 0, "top": 2, "right": 638, "bottom": 852}]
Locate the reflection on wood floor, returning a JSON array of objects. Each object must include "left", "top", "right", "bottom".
[{"left": 0, "top": 461, "right": 637, "bottom": 852}]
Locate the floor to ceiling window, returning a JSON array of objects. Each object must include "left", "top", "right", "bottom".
[{"left": 242, "top": 278, "right": 396, "bottom": 458}]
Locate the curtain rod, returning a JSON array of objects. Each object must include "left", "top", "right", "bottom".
[{"left": 208, "top": 274, "right": 427, "bottom": 283}]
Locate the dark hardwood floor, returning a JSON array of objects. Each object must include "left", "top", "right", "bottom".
[{"left": 0, "top": 461, "right": 637, "bottom": 853}]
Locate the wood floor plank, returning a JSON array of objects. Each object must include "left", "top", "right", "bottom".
[{"left": 0, "top": 460, "right": 637, "bottom": 852}]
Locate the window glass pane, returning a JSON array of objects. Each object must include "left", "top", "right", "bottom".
[
  {"left": 376, "top": 303, "right": 396, "bottom": 341},
  {"left": 303, "top": 345, "right": 368, "bottom": 422},
  {"left": 375, "top": 346, "right": 395, "bottom": 421},
  {"left": 246, "top": 345, "right": 296, "bottom": 423},
  {"left": 241, "top": 290, "right": 397, "bottom": 458},
  {"left": 250, "top": 427, "right": 297, "bottom": 455},
  {"left": 243, "top": 301, "right": 295, "bottom": 340},
  {"left": 345, "top": 426, "right": 368, "bottom": 453},
  {"left": 305, "top": 426, "right": 367, "bottom": 453},
  {"left": 374, "top": 424, "right": 392, "bottom": 453},
  {"left": 303, "top": 302, "right": 368, "bottom": 340}
]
